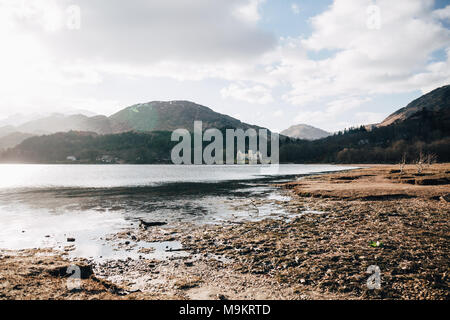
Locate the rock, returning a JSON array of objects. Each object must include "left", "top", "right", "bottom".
[
  {"left": 139, "top": 219, "right": 167, "bottom": 229},
  {"left": 47, "top": 264, "right": 93, "bottom": 279},
  {"left": 67, "top": 238, "right": 76, "bottom": 242}
]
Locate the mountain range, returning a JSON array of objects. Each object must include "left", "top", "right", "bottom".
[
  {"left": 0, "top": 101, "right": 262, "bottom": 149},
  {"left": 0, "top": 84, "right": 449, "bottom": 163}
]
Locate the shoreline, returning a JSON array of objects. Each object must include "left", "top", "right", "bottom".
[{"left": 1, "top": 164, "right": 449, "bottom": 300}]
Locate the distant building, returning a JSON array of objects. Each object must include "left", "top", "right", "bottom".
[
  {"left": 96, "top": 155, "right": 118, "bottom": 163},
  {"left": 66, "top": 156, "right": 77, "bottom": 161},
  {"left": 237, "top": 150, "right": 262, "bottom": 164}
]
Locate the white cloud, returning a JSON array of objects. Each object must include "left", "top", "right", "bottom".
[
  {"left": 276, "top": 0, "right": 450, "bottom": 108},
  {"left": 291, "top": 3, "right": 300, "bottom": 15},
  {"left": 273, "top": 109, "right": 284, "bottom": 117},
  {"left": 326, "top": 97, "right": 371, "bottom": 114},
  {"left": 221, "top": 83, "right": 274, "bottom": 104},
  {"left": 0, "top": 0, "right": 275, "bottom": 75},
  {"left": 293, "top": 97, "right": 373, "bottom": 131},
  {"left": 233, "top": 0, "right": 265, "bottom": 24},
  {"left": 0, "top": 0, "right": 276, "bottom": 115},
  {"left": 433, "top": 5, "right": 450, "bottom": 21},
  {"left": 406, "top": 48, "right": 450, "bottom": 92}
]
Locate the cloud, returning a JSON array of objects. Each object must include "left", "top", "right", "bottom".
[
  {"left": 293, "top": 96, "right": 372, "bottom": 131},
  {"left": 3, "top": 0, "right": 448, "bottom": 95},
  {"left": 233, "top": 0, "right": 265, "bottom": 24},
  {"left": 29, "top": 0, "right": 274, "bottom": 63},
  {"left": 278, "top": 0, "right": 450, "bottom": 106},
  {"left": 0, "top": 0, "right": 276, "bottom": 115},
  {"left": 0, "top": 0, "right": 275, "bottom": 77},
  {"left": 291, "top": 3, "right": 300, "bottom": 15},
  {"left": 433, "top": 5, "right": 450, "bottom": 21},
  {"left": 221, "top": 83, "right": 274, "bottom": 104},
  {"left": 273, "top": 109, "right": 284, "bottom": 117},
  {"left": 326, "top": 97, "right": 371, "bottom": 114}
]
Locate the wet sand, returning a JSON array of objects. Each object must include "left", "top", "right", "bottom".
[{"left": 1, "top": 164, "right": 449, "bottom": 300}]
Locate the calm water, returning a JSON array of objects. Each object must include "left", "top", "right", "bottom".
[{"left": 0, "top": 164, "right": 354, "bottom": 260}]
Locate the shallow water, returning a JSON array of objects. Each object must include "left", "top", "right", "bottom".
[{"left": 0, "top": 164, "right": 355, "bottom": 260}]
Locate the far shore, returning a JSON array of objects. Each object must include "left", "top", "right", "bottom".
[{"left": 1, "top": 163, "right": 449, "bottom": 300}]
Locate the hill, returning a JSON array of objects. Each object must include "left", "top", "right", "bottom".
[
  {"left": 110, "top": 100, "right": 260, "bottom": 132},
  {"left": 281, "top": 124, "right": 330, "bottom": 140},
  {"left": 0, "top": 101, "right": 265, "bottom": 149},
  {"left": 379, "top": 85, "right": 450, "bottom": 127},
  {"left": 281, "top": 107, "right": 450, "bottom": 163},
  {"left": 12, "top": 114, "right": 130, "bottom": 135},
  {"left": 0, "top": 132, "right": 34, "bottom": 150},
  {"left": 0, "top": 131, "right": 175, "bottom": 164}
]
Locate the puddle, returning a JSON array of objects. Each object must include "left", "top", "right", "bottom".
[{"left": 266, "top": 192, "right": 292, "bottom": 202}]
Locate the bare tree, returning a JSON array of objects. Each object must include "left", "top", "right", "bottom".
[
  {"left": 425, "top": 153, "right": 437, "bottom": 168},
  {"left": 399, "top": 152, "right": 407, "bottom": 175},
  {"left": 415, "top": 151, "right": 425, "bottom": 174}
]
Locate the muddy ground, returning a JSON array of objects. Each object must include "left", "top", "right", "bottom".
[{"left": 1, "top": 164, "right": 449, "bottom": 300}]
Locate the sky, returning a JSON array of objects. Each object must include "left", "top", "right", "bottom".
[{"left": 0, "top": 0, "right": 449, "bottom": 133}]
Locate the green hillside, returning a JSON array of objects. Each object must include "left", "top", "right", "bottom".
[{"left": 110, "top": 101, "right": 260, "bottom": 132}]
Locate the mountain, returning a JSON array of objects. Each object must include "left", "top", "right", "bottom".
[
  {"left": 379, "top": 85, "right": 450, "bottom": 127},
  {"left": 0, "top": 100, "right": 268, "bottom": 149},
  {"left": 0, "top": 109, "right": 97, "bottom": 128},
  {"left": 281, "top": 124, "right": 331, "bottom": 140},
  {"left": 0, "top": 132, "right": 34, "bottom": 150},
  {"left": 12, "top": 114, "right": 130, "bottom": 135},
  {"left": 110, "top": 100, "right": 260, "bottom": 132},
  {"left": 0, "top": 101, "right": 264, "bottom": 141},
  {"left": 0, "top": 126, "right": 15, "bottom": 138},
  {"left": 0, "top": 113, "right": 44, "bottom": 127}
]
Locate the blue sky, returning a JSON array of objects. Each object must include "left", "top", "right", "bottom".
[{"left": 0, "top": 0, "right": 449, "bottom": 132}]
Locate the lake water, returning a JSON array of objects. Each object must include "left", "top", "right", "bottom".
[{"left": 0, "top": 164, "right": 354, "bottom": 260}]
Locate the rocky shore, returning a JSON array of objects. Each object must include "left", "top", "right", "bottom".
[{"left": 1, "top": 164, "right": 449, "bottom": 300}]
